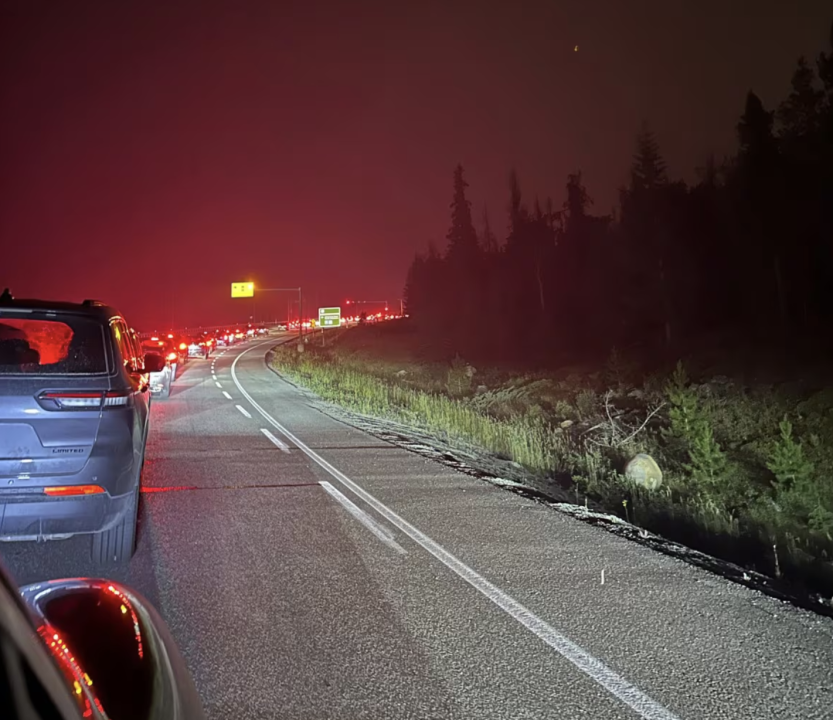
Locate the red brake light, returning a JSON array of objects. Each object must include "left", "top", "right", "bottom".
[
  {"left": 44, "top": 485, "right": 105, "bottom": 496},
  {"left": 40, "top": 390, "right": 130, "bottom": 410},
  {"left": 179, "top": 342, "right": 187, "bottom": 350},
  {"left": 167, "top": 334, "right": 174, "bottom": 339},
  {"left": 150, "top": 337, "right": 159, "bottom": 341},
  {"left": 166, "top": 352, "right": 178, "bottom": 361}
]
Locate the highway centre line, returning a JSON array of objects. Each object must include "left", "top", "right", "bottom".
[
  {"left": 231, "top": 342, "right": 680, "bottom": 720},
  {"left": 236, "top": 404, "right": 252, "bottom": 419},
  {"left": 222, "top": 391, "right": 233, "bottom": 400}
]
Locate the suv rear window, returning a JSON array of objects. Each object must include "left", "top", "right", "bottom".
[
  {"left": 142, "top": 339, "right": 173, "bottom": 354},
  {"left": 0, "top": 315, "right": 107, "bottom": 375}
]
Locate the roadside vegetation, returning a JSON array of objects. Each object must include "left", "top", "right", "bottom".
[
  {"left": 270, "top": 30, "right": 833, "bottom": 606},
  {"left": 273, "top": 323, "right": 833, "bottom": 606}
]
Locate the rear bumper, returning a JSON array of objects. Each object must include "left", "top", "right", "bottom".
[
  {"left": 149, "top": 367, "right": 172, "bottom": 393},
  {"left": 0, "top": 444, "right": 138, "bottom": 540},
  {"left": 0, "top": 489, "right": 134, "bottom": 540}
]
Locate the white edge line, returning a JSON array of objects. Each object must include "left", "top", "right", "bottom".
[
  {"left": 236, "top": 404, "right": 252, "bottom": 419},
  {"left": 222, "top": 391, "right": 233, "bottom": 400},
  {"left": 320, "top": 481, "right": 406, "bottom": 555},
  {"left": 231, "top": 341, "right": 680, "bottom": 720},
  {"left": 259, "top": 427, "right": 291, "bottom": 454}
]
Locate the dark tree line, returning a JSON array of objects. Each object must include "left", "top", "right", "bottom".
[{"left": 404, "top": 25, "right": 833, "bottom": 364}]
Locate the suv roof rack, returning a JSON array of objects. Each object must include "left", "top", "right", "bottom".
[{"left": 0, "top": 288, "right": 13, "bottom": 304}]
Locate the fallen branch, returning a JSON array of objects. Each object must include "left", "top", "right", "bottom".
[
  {"left": 619, "top": 402, "right": 666, "bottom": 446},
  {"left": 580, "top": 421, "right": 609, "bottom": 438},
  {"left": 580, "top": 396, "right": 666, "bottom": 449}
]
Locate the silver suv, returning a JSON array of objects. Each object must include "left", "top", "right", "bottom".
[{"left": 0, "top": 290, "right": 164, "bottom": 564}]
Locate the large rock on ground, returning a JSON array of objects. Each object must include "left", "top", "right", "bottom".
[{"left": 625, "top": 453, "right": 663, "bottom": 490}]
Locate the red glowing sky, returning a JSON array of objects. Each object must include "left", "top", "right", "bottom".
[{"left": 1, "top": 1, "right": 829, "bottom": 329}]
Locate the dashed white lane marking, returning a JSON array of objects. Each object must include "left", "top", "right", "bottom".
[
  {"left": 230, "top": 342, "right": 680, "bottom": 720},
  {"left": 236, "top": 405, "right": 252, "bottom": 419},
  {"left": 215, "top": 381, "right": 223, "bottom": 388},
  {"left": 320, "top": 481, "right": 406, "bottom": 554},
  {"left": 222, "top": 391, "right": 232, "bottom": 400},
  {"left": 259, "top": 428, "right": 291, "bottom": 454}
]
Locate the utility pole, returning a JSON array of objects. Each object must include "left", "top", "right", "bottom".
[{"left": 296, "top": 289, "right": 306, "bottom": 344}]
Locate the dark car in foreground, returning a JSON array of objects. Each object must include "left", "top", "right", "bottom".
[
  {"left": 0, "top": 561, "right": 204, "bottom": 719},
  {"left": 0, "top": 290, "right": 164, "bottom": 564}
]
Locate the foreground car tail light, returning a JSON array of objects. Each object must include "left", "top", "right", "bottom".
[
  {"left": 44, "top": 484, "right": 105, "bottom": 496},
  {"left": 39, "top": 392, "right": 102, "bottom": 409},
  {"left": 39, "top": 390, "right": 131, "bottom": 410}
]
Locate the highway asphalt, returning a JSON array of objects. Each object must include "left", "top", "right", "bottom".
[{"left": 2, "top": 335, "right": 832, "bottom": 719}]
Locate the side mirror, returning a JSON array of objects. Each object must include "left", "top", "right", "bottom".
[
  {"left": 142, "top": 353, "right": 166, "bottom": 373},
  {"left": 20, "top": 578, "right": 205, "bottom": 719}
]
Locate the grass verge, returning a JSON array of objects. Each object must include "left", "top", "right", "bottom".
[{"left": 271, "top": 323, "right": 833, "bottom": 610}]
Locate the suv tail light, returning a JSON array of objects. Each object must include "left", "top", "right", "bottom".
[
  {"left": 39, "top": 392, "right": 101, "bottom": 409},
  {"left": 103, "top": 390, "right": 131, "bottom": 407},
  {"left": 166, "top": 352, "right": 178, "bottom": 362},
  {"left": 39, "top": 390, "right": 131, "bottom": 410}
]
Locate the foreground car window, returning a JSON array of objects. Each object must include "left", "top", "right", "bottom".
[{"left": 0, "top": 316, "right": 107, "bottom": 375}]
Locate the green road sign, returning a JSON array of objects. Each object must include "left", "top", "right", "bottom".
[
  {"left": 318, "top": 306, "right": 341, "bottom": 328},
  {"left": 231, "top": 282, "right": 254, "bottom": 298}
]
